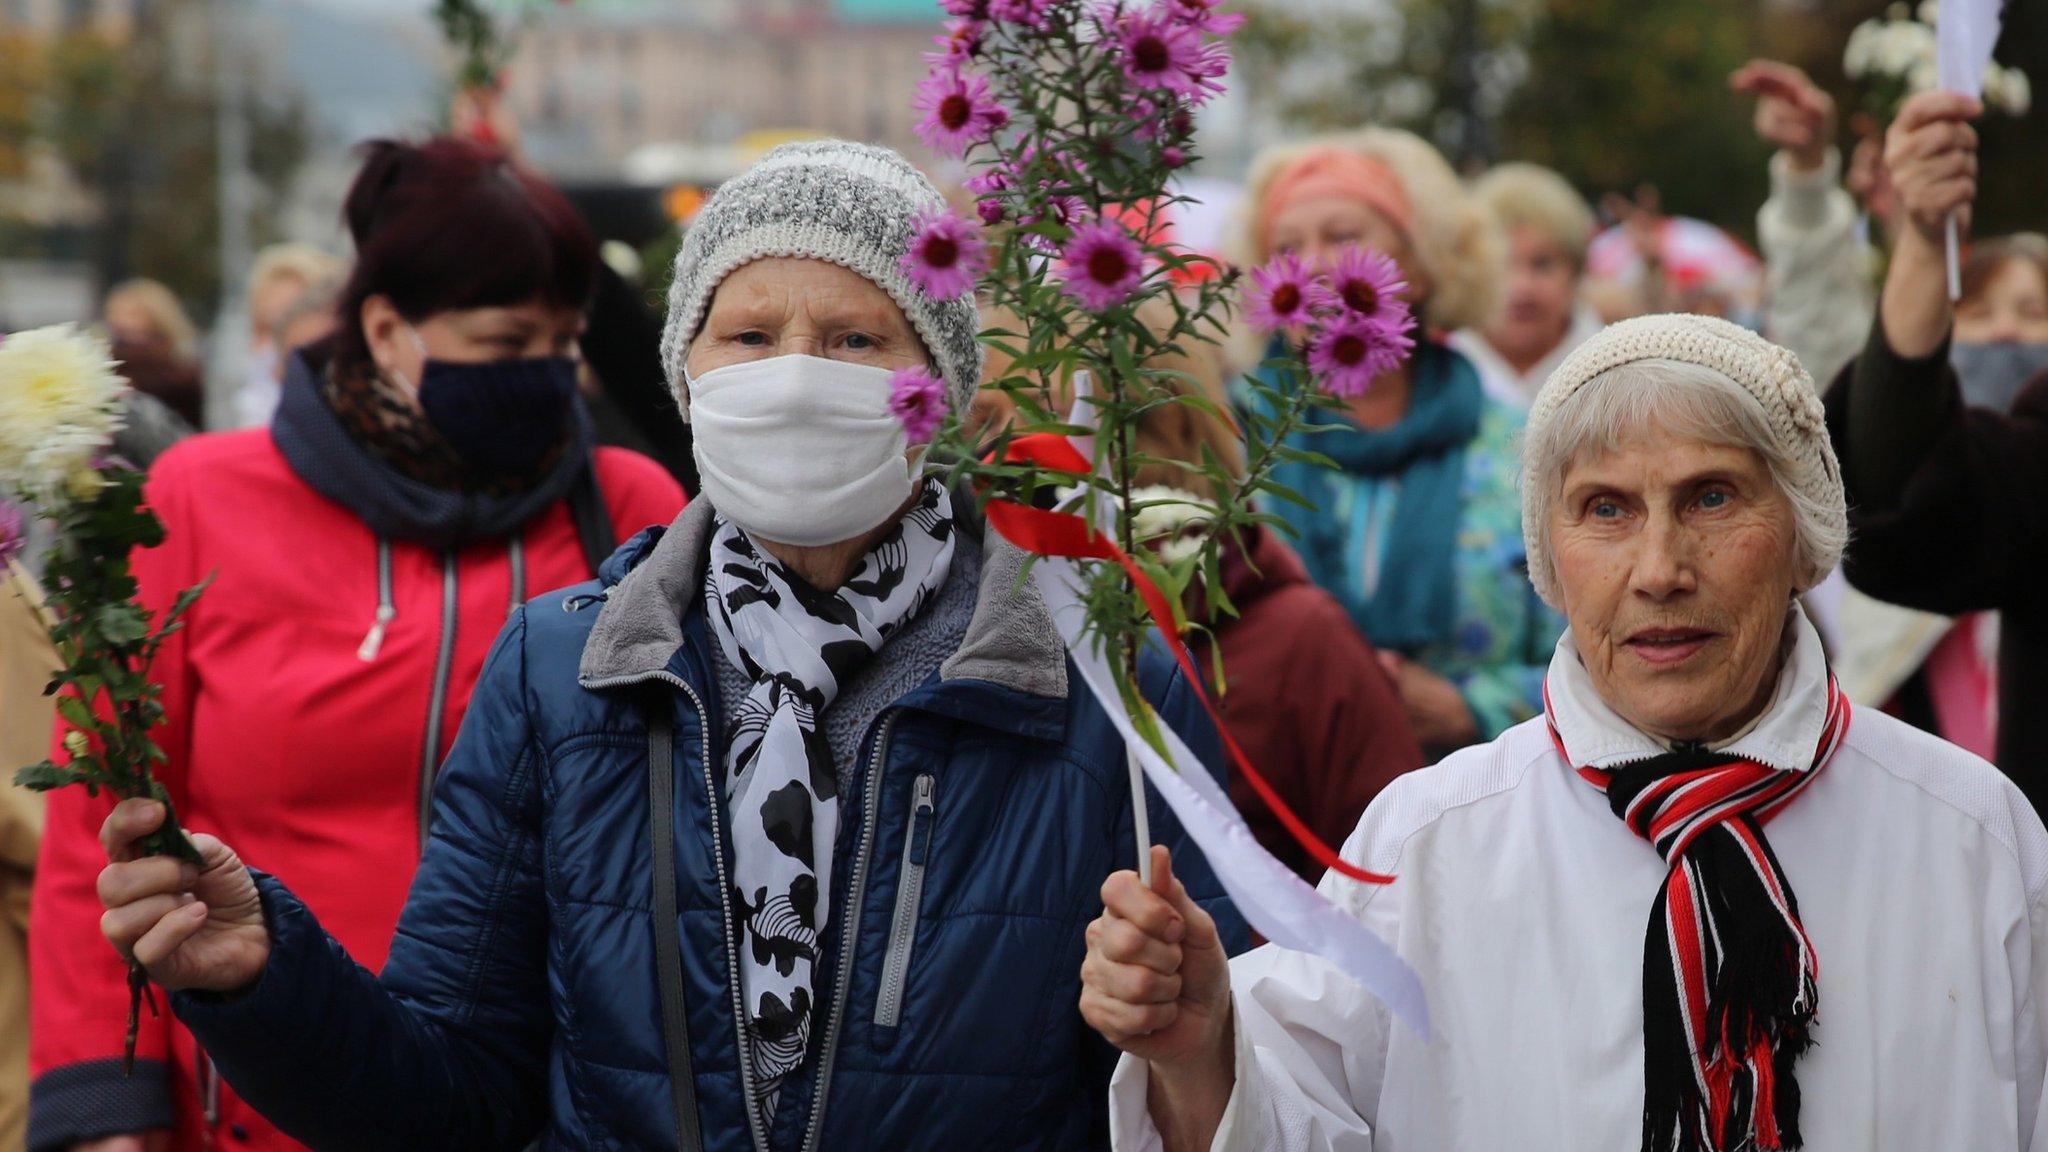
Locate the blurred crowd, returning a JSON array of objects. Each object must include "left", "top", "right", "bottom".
[{"left": 0, "top": 30, "right": 2043, "bottom": 1152}]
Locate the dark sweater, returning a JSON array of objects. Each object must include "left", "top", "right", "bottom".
[{"left": 1823, "top": 317, "right": 2048, "bottom": 799}]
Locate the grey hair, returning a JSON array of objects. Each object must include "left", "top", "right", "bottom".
[{"left": 1521, "top": 358, "right": 1848, "bottom": 604}]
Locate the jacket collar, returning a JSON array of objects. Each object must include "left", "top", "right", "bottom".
[
  {"left": 1546, "top": 604, "right": 1831, "bottom": 773},
  {"left": 578, "top": 491, "right": 1070, "bottom": 707}
]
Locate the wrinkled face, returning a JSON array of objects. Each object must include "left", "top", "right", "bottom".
[
  {"left": 1550, "top": 422, "right": 1802, "bottom": 744},
  {"left": 1956, "top": 258, "right": 2048, "bottom": 345},
  {"left": 1484, "top": 224, "right": 1579, "bottom": 363},
  {"left": 686, "top": 257, "right": 925, "bottom": 378},
  {"left": 1267, "top": 195, "right": 1432, "bottom": 305}
]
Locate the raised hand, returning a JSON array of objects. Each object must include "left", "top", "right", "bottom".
[
  {"left": 1885, "top": 89, "right": 1982, "bottom": 243},
  {"left": 1731, "top": 59, "right": 1838, "bottom": 173},
  {"left": 98, "top": 799, "right": 270, "bottom": 994}
]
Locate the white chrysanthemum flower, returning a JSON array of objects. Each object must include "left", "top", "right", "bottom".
[
  {"left": 1878, "top": 21, "right": 1938, "bottom": 79},
  {"left": 1844, "top": 21, "right": 1880, "bottom": 78},
  {"left": 1906, "top": 58, "right": 1940, "bottom": 94},
  {"left": 1917, "top": 0, "right": 1939, "bottom": 26},
  {"left": 0, "top": 324, "right": 127, "bottom": 500},
  {"left": 2005, "top": 69, "right": 2032, "bottom": 116},
  {"left": 1128, "top": 485, "right": 1215, "bottom": 567},
  {"left": 1985, "top": 65, "right": 2031, "bottom": 115}
]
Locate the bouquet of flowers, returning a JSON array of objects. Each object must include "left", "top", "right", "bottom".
[
  {"left": 894, "top": 0, "right": 1426, "bottom": 1029},
  {"left": 2, "top": 324, "right": 211, "bottom": 1068},
  {"left": 1844, "top": 1, "right": 2031, "bottom": 117}
]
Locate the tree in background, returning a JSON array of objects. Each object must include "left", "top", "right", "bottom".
[
  {"left": 1237, "top": 0, "right": 2041, "bottom": 241},
  {"left": 1499, "top": 0, "right": 1770, "bottom": 236},
  {"left": 0, "top": 2, "right": 308, "bottom": 323}
]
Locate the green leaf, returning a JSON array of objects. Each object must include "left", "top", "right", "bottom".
[
  {"left": 14, "top": 761, "right": 85, "bottom": 792},
  {"left": 55, "top": 694, "right": 96, "bottom": 731},
  {"left": 95, "top": 603, "right": 150, "bottom": 646}
]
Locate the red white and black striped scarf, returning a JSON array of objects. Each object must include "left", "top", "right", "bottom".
[{"left": 1546, "top": 673, "right": 1851, "bottom": 1152}]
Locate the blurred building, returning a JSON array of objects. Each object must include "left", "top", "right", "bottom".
[
  {"left": 504, "top": 0, "right": 944, "bottom": 181},
  {"left": 0, "top": 0, "right": 134, "bottom": 35}
]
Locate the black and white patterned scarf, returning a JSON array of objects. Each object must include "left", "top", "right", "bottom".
[{"left": 704, "top": 480, "right": 955, "bottom": 1113}]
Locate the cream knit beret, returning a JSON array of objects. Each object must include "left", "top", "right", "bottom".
[{"left": 1520, "top": 313, "right": 1847, "bottom": 606}]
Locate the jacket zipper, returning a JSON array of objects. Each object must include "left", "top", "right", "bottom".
[
  {"left": 417, "top": 551, "right": 459, "bottom": 851},
  {"left": 797, "top": 713, "right": 896, "bottom": 1152},
  {"left": 593, "top": 667, "right": 773, "bottom": 1152},
  {"left": 356, "top": 539, "right": 396, "bottom": 662},
  {"left": 198, "top": 1045, "right": 220, "bottom": 1148},
  {"left": 508, "top": 534, "right": 527, "bottom": 615},
  {"left": 873, "top": 772, "right": 936, "bottom": 1030}
]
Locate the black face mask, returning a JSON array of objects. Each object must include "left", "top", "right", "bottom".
[
  {"left": 415, "top": 355, "right": 579, "bottom": 474},
  {"left": 1950, "top": 341, "right": 2048, "bottom": 414}
]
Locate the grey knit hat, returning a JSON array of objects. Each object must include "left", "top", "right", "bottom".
[
  {"left": 1520, "top": 313, "right": 1848, "bottom": 606},
  {"left": 659, "top": 139, "right": 984, "bottom": 418}
]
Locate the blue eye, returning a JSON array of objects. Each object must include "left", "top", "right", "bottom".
[
  {"left": 1699, "top": 490, "right": 1731, "bottom": 510},
  {"left": 1591, "top": 500, "right": 1622, "bottom": 519},
  {"left": 844, "top": 333, "right": 877, "bottom": 351}
]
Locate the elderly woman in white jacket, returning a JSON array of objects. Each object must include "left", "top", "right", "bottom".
[{"left": 1080, "top": 314, "right": 2048, "bottom": 1152}]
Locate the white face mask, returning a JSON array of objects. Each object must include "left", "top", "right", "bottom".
[{"left": 686, "top": 354, "right": 922, "bottom": 547}]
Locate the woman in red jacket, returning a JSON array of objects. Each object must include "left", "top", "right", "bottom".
[{"left": 28, "top": 138, "right": 686, "bottom": 1152}]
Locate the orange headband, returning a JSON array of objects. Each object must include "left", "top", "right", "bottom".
[{"left": 1260, "top": 147, "right": 1417, "bottom": 255}]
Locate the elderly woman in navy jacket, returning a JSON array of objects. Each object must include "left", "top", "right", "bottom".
[{"left": 88, "top": 141, "right": 1247, "bottom": 1152}]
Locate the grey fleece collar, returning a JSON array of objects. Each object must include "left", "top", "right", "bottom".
[{"left": 577, "top": 495, "right": 1068, "bottom": 701}]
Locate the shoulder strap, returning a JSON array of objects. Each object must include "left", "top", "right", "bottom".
[
  {"left": 569, "top": 461, "right": 619, "bottom": 579},
  {"left": 644, "top": 689, "right": 704, "bottom": 1152}
]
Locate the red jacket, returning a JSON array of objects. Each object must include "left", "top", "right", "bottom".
[
  {"left": 29, "top": 428, "right": 684, "bottom": 1151},
  {"left": 1209, "top": 528, "right": 1424, "bottom": 884}
]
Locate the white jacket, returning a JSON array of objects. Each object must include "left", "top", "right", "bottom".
[
  {"left": 1112, "top": 612, "right": 2048, "bottom": 1150},
  {"left": 1758, "top": 148, "right": 1877, "bottom": 387}
]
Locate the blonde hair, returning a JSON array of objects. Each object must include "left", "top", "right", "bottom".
[
  {"left": 1471, "top": 163, "right": 1596, "bottom": 268},
  {"left": 249, "top": 243, "right": 344, "bottom": 299},
  {"left": 103, "top": 279, "right": 199, "bottom": 357},
  {"left": 1238, "top": 127, "right": 1505, "bottom": 333},
  {"left": 977, "top": 297, "right": 1245, "bottom": 500}
]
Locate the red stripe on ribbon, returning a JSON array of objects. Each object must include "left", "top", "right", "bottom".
[{"left": 982, "top": 433, "right": 1394, "bottom": 886}]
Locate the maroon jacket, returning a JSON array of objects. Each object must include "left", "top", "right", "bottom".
[{"left": 1204, "top": 527, "right": 1425, "bottom": 883}]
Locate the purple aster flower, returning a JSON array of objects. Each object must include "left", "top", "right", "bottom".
[
  {"left": 888, "top": 366, "right": 949, "bottom": 444},
  {"left": 1184, "top": 39, "right": 1231, "bottom": 104},
  {"left": 1162, "top": 0, "right": 1246, "bottom": 35},
  {"left": 940, "top": 0, "right": 990, "bottom": 16},
  {"left": 988, "top": 0, "right": 1054, "bottom": 27},
  {"left": 1307, "top": 312, "right": 1416, "bottom": 397},
  {"left": 1056, "top": 218, "right": 1147, "bottom": 313},
  {"left": 926, "top": 17, "right": 985, "bottom": 66},
  {"left": 0, "top": 499, "right": 22, "bottom": 567},
  {"left": 912, "top": 66, "right": 1008, "bottom": 157},
  {"left": 1311, "top": 246, "right": 1412, "bottom": 325},
  {"left": 1114, "top": 7, "right": 1207, "bottom": 97},
  {"left": 1161, "top": 145, "right": 1188, "bottom": 169},
  {"left": 1242, "top": 251, "right": 1319, "bottom": 332},
  {"left": 900, "top": 207, "right": 987, "bottom": 300}
]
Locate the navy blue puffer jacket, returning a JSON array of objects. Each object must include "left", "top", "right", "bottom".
[{"left": 174, "top": 503, "right": 1249, "bottom": 1151}]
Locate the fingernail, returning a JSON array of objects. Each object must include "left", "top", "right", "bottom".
[
  {"left": 175, "top": 893, "right": 196, "bottom": 907},
  {"left": 1163, "top": 917, "right": 1186, "bottom": 943},
  {"left": 179, "top": 865, "right": 200, "bottom": 889}
]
